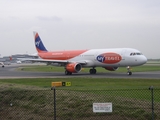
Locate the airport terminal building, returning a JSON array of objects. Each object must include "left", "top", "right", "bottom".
[{"left": 0, "top": 54, "right": 39, "bottom": 65}]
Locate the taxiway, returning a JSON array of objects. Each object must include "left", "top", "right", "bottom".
[{"left": 0, "top": 64, "right": 160, "bottom": 79}]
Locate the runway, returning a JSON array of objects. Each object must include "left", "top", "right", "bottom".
[{"left": 0, "top": 64, "right": 160, "bottom": 79}]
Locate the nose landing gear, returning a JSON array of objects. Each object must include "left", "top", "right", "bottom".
[
  {"left": 127, "top": 71, "right": 132, "bottom": 75},
  {"left": 127, "top": 66, "right": 132, "bottom": 75}
]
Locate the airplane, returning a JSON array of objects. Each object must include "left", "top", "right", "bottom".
[
  {"left": 0, "top": 56, "right": 12, "bottom": 67},
  {"left": 0, "top": 62, "right": 4, "bottom": 67},
  {"left": 16, "top": 60, "right": 22, "bottom": 64},
  {"left": 25, "top": 32, "right": 147, "bottom": 75}
]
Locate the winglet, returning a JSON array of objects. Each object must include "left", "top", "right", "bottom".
[{"left": 34, "top": 32, "right": 48, "bottom": 52}]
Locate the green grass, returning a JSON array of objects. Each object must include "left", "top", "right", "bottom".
[
  {"left": 1, "top": 78, "right": 160, "bottom": 102},
  {"left": 0, "top": 78, "right": 160, "bottom": 90}
]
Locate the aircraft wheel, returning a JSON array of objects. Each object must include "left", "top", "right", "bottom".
[
  {"left": 89, "top": 69, "right": 96, "bottom": 74},
  {"left": 129, "top": 72, "right": 132, "bottom": 75},
  {"left": 65, "top": 70, "right": 72, "bottom": 75},
  {"left": 2, "top": 65, "right": 4, "bottom": 68},
  {"left": 93, "top": 69, "right": 96, "bottom": 74},
  {"left": 89, "top": 69, "right": 92, "bottom": 74},
  {"left": 127, "top": 71, "right": 132, "bottom": 75},
  {"left": 65, "top": 70, "right": 68, "bottom": 75}
]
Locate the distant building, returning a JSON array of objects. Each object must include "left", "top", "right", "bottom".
[
  {"left": 0, "top": 58, "right": 6, "bottom": 62},
  {"left": 0, "top": 54, "right": 39, "bottom": 64}
]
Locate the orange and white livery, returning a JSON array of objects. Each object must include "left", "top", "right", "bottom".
[{"left": 30, "top": 32, "right": 147, "bottom": 75}]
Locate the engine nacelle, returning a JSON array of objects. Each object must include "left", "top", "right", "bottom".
[
  {"left": 104, "top": 67, "right": 118, "bottom": 71},
  {"left": 66, "top": 63, "right": 82, "bottom": 73}
]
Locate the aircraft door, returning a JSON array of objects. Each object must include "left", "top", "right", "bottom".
[{"left": 121, "top": 49, "right": 126, "bottom": 60}]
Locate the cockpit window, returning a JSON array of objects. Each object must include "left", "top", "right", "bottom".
[
  {"left": 130, "top": 52, "right": 143, "bottom": 56},
  {"left": 136, "top": 53, "right": 142, "bottom": 55}
]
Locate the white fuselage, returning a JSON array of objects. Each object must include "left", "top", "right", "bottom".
[{"left": 67, "top": 48, "right": 147, "bottom": 67}]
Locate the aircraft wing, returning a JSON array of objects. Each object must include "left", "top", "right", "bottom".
[{"left": 17, "top": 58, "right": 87, "bottom": 65}]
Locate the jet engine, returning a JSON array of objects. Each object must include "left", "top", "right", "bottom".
[
  {"left": 66, "top": 63, "right": 82, "bottom": 73},
  {"left": 104, "top": 67, "right": 118, "bottom": 71}
]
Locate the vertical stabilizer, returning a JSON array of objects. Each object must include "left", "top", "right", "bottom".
[{"left": 34, "top": 32, "right": 48, "bottom": 52}]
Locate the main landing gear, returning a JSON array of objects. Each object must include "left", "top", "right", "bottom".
[
  {"left": 89, "top": 68, "right": 96, "bottom": 74},
  {"left": 65, "top": 70, "right": 72, "bottom": 75},
  {"left": 65, "top": 68, "right": 97, "bottom": 75}
]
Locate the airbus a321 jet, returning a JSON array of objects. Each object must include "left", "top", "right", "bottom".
[{"left": 29, "top": 32, "right": 147, "bottom": 75}]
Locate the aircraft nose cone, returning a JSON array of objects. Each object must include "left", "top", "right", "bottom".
[
  {"left": 142, "top": 55, "right": 147, "bottom": 64},
  {"left": 136, "top": 55, "right": 147, "bottom": 65}
]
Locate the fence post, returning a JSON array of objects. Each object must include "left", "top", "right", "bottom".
[
  {"left": 149, "top": 86, "right": 154, "bottom": 120},
  {"left": 51, "top": 87, "right": 56, "bottom": 120}
]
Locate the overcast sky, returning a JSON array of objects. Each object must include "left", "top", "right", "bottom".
[{"left": 0, "top": 0, "right": 160, "bottom": 59}]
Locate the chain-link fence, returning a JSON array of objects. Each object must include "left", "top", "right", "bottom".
[{"left": 0, "top": 87, "right": 160, "bottom": 120}]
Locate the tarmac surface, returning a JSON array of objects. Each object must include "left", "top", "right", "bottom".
[{"left": 0, "top": 64, "right": 160, "bottom": 79}]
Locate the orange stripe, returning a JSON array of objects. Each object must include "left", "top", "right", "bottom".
[{"left": 38, "top": 50, "right": 88, "bottom": 60}]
